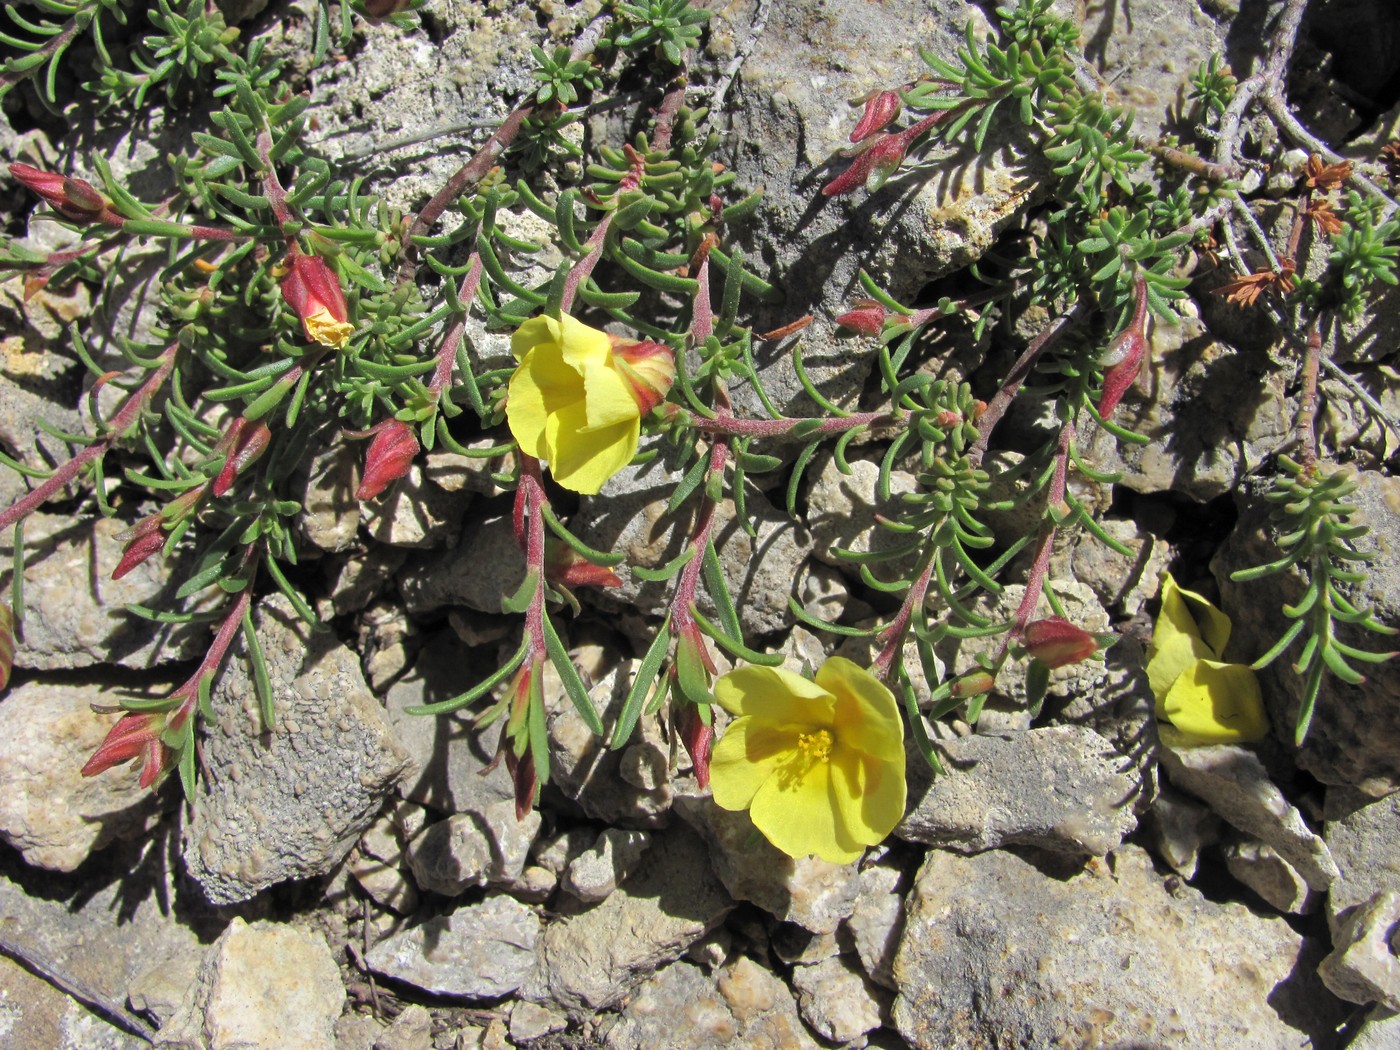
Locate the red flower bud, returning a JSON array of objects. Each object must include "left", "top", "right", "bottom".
[
  {"left": 82, "top": 712, "right": 171, "bottom": 789},
  {"left": 676, "top": 703, "right": 714, "bottom": 788},
  {"left": 544, "top": 537, "right": 623, "bottom": 590},
  {"left": 355, "top": 420, "right": 419, "bottom": 500},
  {"left": 950, "top": 671, "right": 996, "bottom": 698},
  {"left": 112, "top": 526, "right": 167, "bottom": 581},
  {"left": 1021, "top": 618, "right": 1099, "bottom": 669},
  {"left": 851, "top": 90, "right": 903, "bottom": 143},
  {"left": 280, "top": 249, "right": 352, "bottom": 348},
  {"left": 835, "top": 300, "right": 888, "bottom": 336},
  {"left": 610, "top": 338, "right": 677, "bottom": 415},
  {"left": 822, "top": 113, "right": 944, "bottom": 198},
  {"left": 1096, "top": 275, "right": 1150, "bottom": 421},
  {"left": 504, "top": 747, "right": 538, "bottom": 822},
  {"left": 9, "top": 163, "right": 117, "bottom": 224},
  {"left": 212, "top": 418, "right": 271, "bottom": 497}
]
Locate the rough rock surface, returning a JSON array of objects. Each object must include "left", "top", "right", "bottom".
[
  {"left": 155, "top": 919, "right": 344, "bottom": 1050},
  {"left": 183, "top": 595, "right": 413, "bottom": 904},
  {"left": 790, "top": 955, "right": 886, "bottom": 1043},
  {"left": 893, "top": 846, "right": 1344, "bottom": 1048},
  {"left": 1318, "top": 890, "right": 1400, "bottom": 1010},
  {"left": 1325, "top": 788, "right": 1400, "bottom": 935},
  {"left": 897, "top": 725, "right": 1143, "bottom": 856}
]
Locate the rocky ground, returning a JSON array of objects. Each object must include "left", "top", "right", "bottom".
[{"left": 1, "top": 0, "right": 1399, "bottom": 1048}]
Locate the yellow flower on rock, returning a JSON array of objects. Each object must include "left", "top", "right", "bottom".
[
  {"left": 1148, "top": 573, "right": 1269, "bottom": 744},
  {"left": 506, "top": 314, "right": 674, "bottom": 495},
  {"left": 710, "top": 657, "right": 906, "bottom": 864}
]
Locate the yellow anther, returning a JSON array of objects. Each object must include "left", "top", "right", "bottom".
[{"left": 797, "top": 729, "right": 834, "bottom": 761}]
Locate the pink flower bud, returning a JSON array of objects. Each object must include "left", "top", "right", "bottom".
[
  {"left": 1022, "top": 618, "right": 1099, "bottom": 669},
  {"left": 676, "top": 703, "right": 714, "bottom": 788},
  {"left": 212, "top": 418, "right": 271, "bottom": 497},
  {"left": 355, "top": 420, "right": 419, "bottom": 500},
  {"left": 544, "top": 537, "right": 623, "bottom": 590},
  {"left": 1097, "top": 275, "right": 1150, "bottom": 421},
  {"left": 851, "top": 90, "right": 903, "bottom": 143},
  {"left": 82, "top": 712, "right": 170, "bottom": 789},
  {"left": 9, "top": 163, "right": 116, "bottom": 223},
  {"left": 504, "top": 747, "right": 538, "bottom": 822},
  {"left": 280, "top": 249, "right": 352, "bottom": 349},
  {"left": 835, "top": 300, "right": 888, "bottom": 336},
  {"left": 112, "top": 526, "right": 167, "bottom": 581},
  {"left": 610, "top": 338, "right": 676, "bottom": 415}
]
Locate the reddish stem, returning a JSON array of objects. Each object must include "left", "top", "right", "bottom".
[
  {"left": 1008, "top": 421, "right": 1075, "bottom": 639},
  {"left": 871, "top": 549, "right": 937, "bottom": 682},
  {"left": 428, "top": 255, "right": 483, "bottom": 395}
]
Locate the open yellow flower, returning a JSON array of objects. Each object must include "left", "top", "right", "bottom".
[
  {"left": 506, "top": 315, "right": 674, "bottom": 495},
  {"left": 710, "top": 657, "right": 906, "bottom": 864},
  {"left": 1148, "top": 573, "right": 1269, "bottom": 744}
]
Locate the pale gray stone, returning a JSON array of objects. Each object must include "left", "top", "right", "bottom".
[
  {"left": 844, "top": 857, "right": 909, "bottom": 990},
  {"left": 807, "top": 457, "right": 920, "bottom": 583},
  {"left": 1318, "top": 891, "right": 1400, "bottom": 1010},
  {"left": 407, "top": 804, "right": 541, "bottom": 897},
  {"left": 184, "top": 595, "right": 413, "bottom": 904},
  {"left": 372, "top": 1004, "right": 432, "bottom": 1050},
  {"left": 298, "top": 443, "right": 360, "bottom": 554},
  {"left": 361, "top": 462, "right": 469, "bottom": 549},
  {"left": 1349, "top": 1006, "right": 1400, "bottom": 1050},
  {"left": 600, "top": 958, "right": 823, "bottom": 1050},
  {"left": 673, "top": 793, "right": 861, "bottom": 934},
  {"left": 1053, "top": 516, "right": 1173, "bottom": 619},
  {"left": 399, "top": 512, "right": 523, "bottom": 617},
  {"left": 0, "top": 954, "right": 145, "bottom": 1050},
  {"left": 892, "top": 846, "right": 1344, "bottom": 1048},
  {"left": 365, "top": 897, "right": 540, "bottom": 1000},
  {"left": 521, "top": 825, "right": 732, "bottom": 1011},
  {"left": 897, "top": 725, "right": 1142, "bottom": 856},
  {"left": 0, "top": 679, "right": 164, "bottom": 872},
  {"left": 790, "top": 955, "right": 886, "bottom": 1044},
  {"left": 155, "top": 919, "right": 344, "bottom": 1050},
  {"left": 508, "top": 1002, "right": 567, "bottom": 1045},
  {"left": 1159, "top": 738, "right": 1339, "bottom": 891},
  {"left": 1146, "top": 783, "right": 1221, "bottom": 880},
  {"left": 1325, "top": 788, "right": 1400, "bottom": 936},
  {"left": 1224, "top": 836, "right": 1318, "bottom": 915},
  {"left": 562, "top": 828, "right": 652, "bottom": 904}
]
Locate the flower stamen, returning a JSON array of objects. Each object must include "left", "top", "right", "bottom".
[{"left": 797, "top": 728, "right": 834, "bottom": 761}]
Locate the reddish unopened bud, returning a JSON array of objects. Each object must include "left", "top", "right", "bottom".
[
  {"left": 356, "top": 420, "right": 419, "bottom": 500},
  {"left": 950, "top": 671, "right": 996, "bottom": 698},
  {"left": 835, "top": 300, "right": 888, "bottom": 336},
  {"left": 544, "top": 537, "right": 623, "bottom": 590},
  {"left": 851, "top": 90, "right": 903, "bottom": 143},
  {"left": 503, "top": 747, "right": 538, "bottom": 822},
  {"left": 821, "top": 112, "right": 943, "bottom": 198},
  {"left": 1021, "top": 617, "right": 1098, "bottom": 669},
  {"left": 1097, "top": 274, "right": 1149, "bottom": 421},
  {"left": 280, "top": 249, "right": 352, "bottom": 349},
  {"left": 81, "top": 712, "right": 171, "bottom": 789},
  {"left": 112, "top": 526, "right": 166, "bottom": 581},
  {"left": 676, "top": 703, "right": 714, "bottom": 788},
  {"left": 610, "top": 338, "right": 676, "bottom": 415},
  {"left": 9, "top": 163, "right": 117, "bottom": 223},
  {"left": 935, "top": 410, "right": 963, "bottom": 427},
  {"left": 212, "top": 418, "right": 271, "bottom": 497}
]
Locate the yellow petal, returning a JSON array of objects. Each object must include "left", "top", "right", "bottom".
[
  {"left": 713, "top": 665, "right": 836, "bottom": 723},
  {"left": 819, "top": 657, "right": 904, "bottom": 762},
  {"left": 1158, "top": 573, "right": 1232, "bottom": 657},
  {"left": 305, "top": 309, "right": 353, "bottom": 349},
  {"left": 1162, "top": 658, "right": 1269, "bottom": 744},
  {"left": 1147, "top": 632, "right": 1212, "bottom": 712},
  {"left": 511, "top": 315, "right": 564, "bottom": 363},
  {"left": 547, "top": 416, "right": 638, "bottom": 495},
  {"left": 749, "top": 756, "right": 863, "bottom": 864},
  {"left": 555, "top": 313, "right": 613, "bottom": 370},
  {"left": 506, "top": 357, "right": 553, "bottom": 459},
  {"left": 580, "top": 357, "right": 642, "bottom": 431},
  {"left": 710, "top": 717, "right": 795, "bottom": 811},
  {"left": 829, "top": 746, "right": 906, "bottom": 845}
]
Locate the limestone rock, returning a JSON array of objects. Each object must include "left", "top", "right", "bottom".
[
  {"left": 360, "top": 462, "right": 469, "bottom": 549},
  {"left": 1145, "top": 783, "right": 1221, "bottom": 880},
  {"left": 562, "top": 828, "right": 652, "bottom": 904},
  {"left": 844, "top": 856, "right": 910, "bottom": 990},
  {"left": 1158, "top": 737, "right": 1339, "bottom": 892},
  {"left": 1224, "top": 836, "right": 1318, "bottom": 915},
  {"left": 406, "top": 804, "right": 541, "bottom": 896},
  {"left": 790, "top": 955, "right": 887, "bottom": 1043},
  {"left": 183, "top": 595, "right": 413, "bottom": 904},
  {"left": 155, "top": 919, "right": 344, "bottom": 1050},
  {"left": 0, "top": 953, "right": 146, "bottom": 1050},
  {"left": 0, "top": 679, "right": 164, "bottom": 871},
  {"left": 892, "top": 846, "right": 1344, "bottom": 1048},
  {"left": 399, "top": 512, "right": 523, "bottom": 617},
  {"left": 807, "top": 457, "right": 920, "bottom": 583},
  {"left": 1325, "top": 788, "right": 1400, "bottom": 935},
  {"left": 521, "top": 825, "right": 732, "bottom": 1012},
  {"left": 898, "top": 725, "right": 1142, "bottom": 856},
  {"left": 365, "top": 897, "right": 540, "bottom": 1000},
  {"left": 1318, "top": 890, "right": 1400, "bottom": 1010}
]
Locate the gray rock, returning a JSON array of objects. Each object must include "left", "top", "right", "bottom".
[
  {"left": 1224, "top": 836, "right": 1318, "bottom": 915},
  {"left": 0, "top": 513, "right": 206, "bottom": 671},
  {"left": 508, "top": 1001, "right": 568, "bottom": 1046},
  {"left": 790, "top": 955, "right": 887, "bottom": 1044},
  {"left": 297, "top": 443, "right": 361, "bottom": 554},
  {"left": 1325, "top": 788, "right": 1400, "bottom": 935},
  {"left": 574, "top": 461, "right": 812, "bottom": 637},
  {"left": 520, "top": 825, "right": 732, "bottom": 1012},
  {"left": 562, "top": 828, "right": 652, "bottom": 904},
  {"left": 406, "top": 803, "right": 541, "bottom": 897},
  {"left": 1318, "top": 891, "right": 1400, "bottom": 1010},
  {"left": 600, "top": 958, "right": 822, "bottom": 1050},
  {"left": 361, "top": 462, "right": 469, "bottom": 549},
  {"left": 184, "top": 595, "right": 413, "bottom": 904},
  {"left": 673, "top": 793, "right": 861, "bottom": 934},
  {"left": 155, "top": 919, "right": 344, "bottom": 1050},
  {"left": 0, "top": 368, "right": 84, "bottom": 509},
  {"left": 348, "top": 803, "right": 422, "bottom": 915},
  {"left": 807, "top": 457, "right": 920, "bottom": 583},
  {"left": 892, "top": 845, "right": 1345, "bottom": 1049},
  {"left": 1159, "top": 738, "right": 1339, "bottom": 892},
  {"left": 845, "top": 856, "right": 909, "bottom": 990},
  {"left": 1349, "top": 1005, "right": 1400, "bottom": 1050},
  {"left": 323, "top": 544, "right": 408, "bottom": 617},
  {"left": 1145, "top": 783, "right": 1221, "bottom": 880},
  {"left": 399, "top": 512, "right": 524, "bottom": 617},
  {"left": 372, "top": 1004, "right": 432, "bottom": 1050},
  {"left": 1216, "top": 469, "right": 1400, "bottom": 794},
  {"left": 0, "top": 954, "right": 146, "bottom": 1050},
  {"left": 365, "top": 896, "right": 540, "bottom": 1000},
  {"left": 897, "top": 725, "right": 1142, "bottom": 856},
  {"left": 0, "top": 679, "right": 164, "bottom": 871},
  {"left": 1053, "top": 516, "right": 1173, "bottom": 619}
]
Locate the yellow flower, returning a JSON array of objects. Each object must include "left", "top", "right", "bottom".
[
  {"left": 1147, "top": 573, "right": 1269, "bottom": 744},
  {"left": 710, "top": 657, "right": 906, "bottom": 864},
  {"left": 506, "top": 315, "right": 674, "bottom": 495}
]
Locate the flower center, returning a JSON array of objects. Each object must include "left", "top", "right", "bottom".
[{"left": 797, "top": 729, "right": 834, "bottom": 761}]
